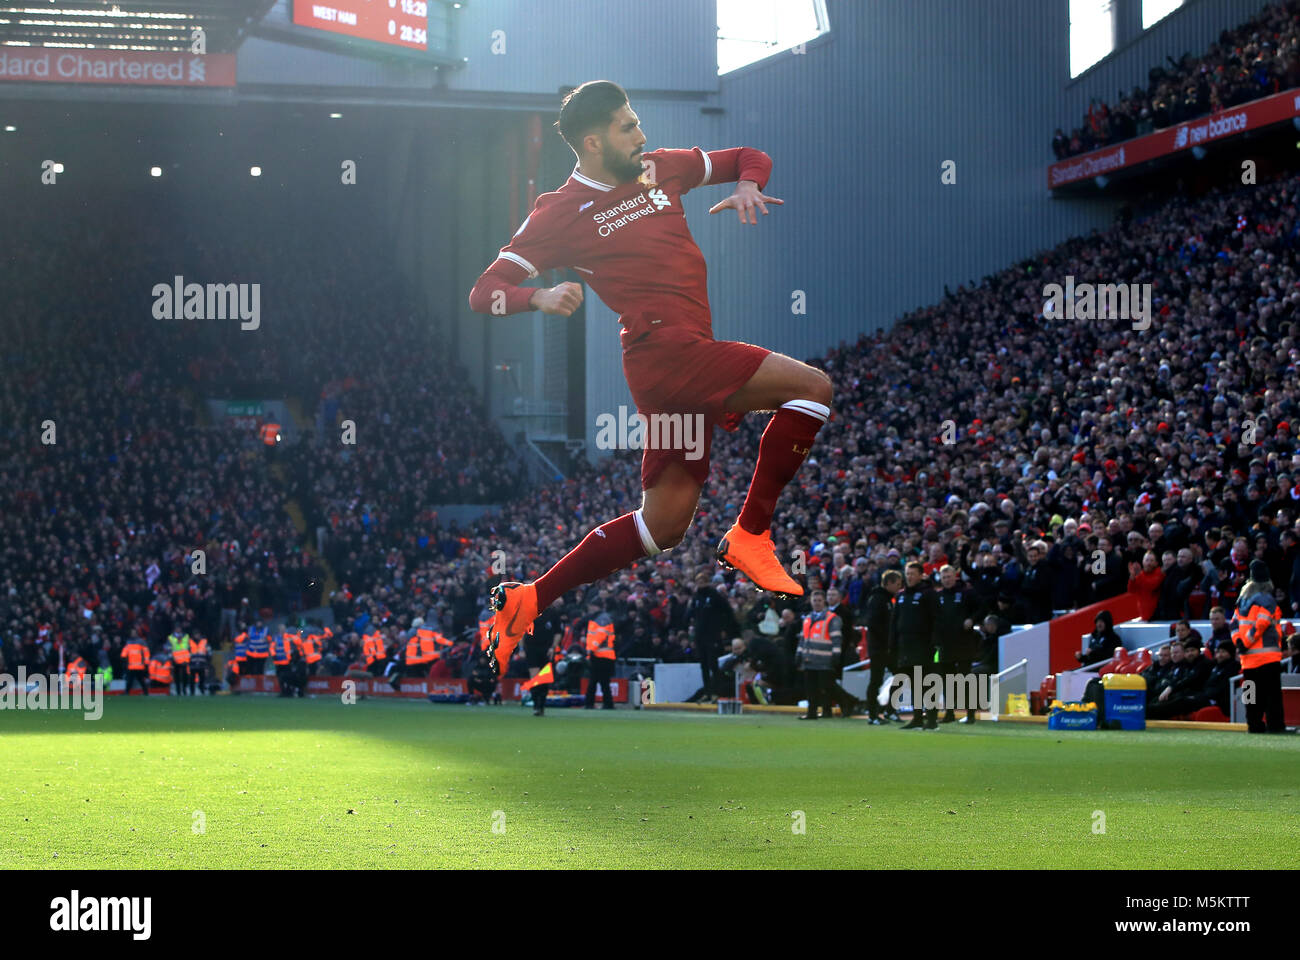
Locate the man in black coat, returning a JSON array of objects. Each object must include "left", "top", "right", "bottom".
[
  {"left": 689, "top": 570, "right": 739, "bottom": 701},
  {"left": 1152, "top": 637, "right": 1210, "bottom": 710},
  {"left": 933, "top": 565, "right": 980, "bottom": 723},
  {"left": 1155, "top": 548, "right": 1201, "bottom": 620},
  {"left": 893, "top": 562, "right": 939, "bottom": 729},
  {"left": 1141, "top": 643, "right": 1173, "bottom": 702},
  {"left": 975, "top": 614, "right": 1006, "bottom": 677},
  {"left": 1015, "top": 540, "right": 1055, "bottom": 623},
  {"left": 959, "top": 545, "right": 1003, "bottom": 623},
  {"left": 825, "top": 586, "right": 865, "bottom": 717},
  {"left": 1076, "top": 609, "right": 1122, "bottom": 666},
  {"left": 861, "top": 569, "right": 903, "bottom": 724},
  {"left": 1085, "top": 535, "right": 1128, "bottom": 603}
]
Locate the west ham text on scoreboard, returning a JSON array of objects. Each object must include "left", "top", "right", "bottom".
[{"left": 292, "top": 0, "right": 428, "bottom": 51}]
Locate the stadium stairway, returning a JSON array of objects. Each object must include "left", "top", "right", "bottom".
[{"left": 280, "top": 395, "right": 340, "bottom": 599}]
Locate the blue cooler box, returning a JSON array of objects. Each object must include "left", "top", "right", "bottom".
[
  {"left": 1101, "top": 673, "right": 1146, "bottom": 730},
  {"left": 1047, "top": 700, "right": 1098, "bottom": 730}
]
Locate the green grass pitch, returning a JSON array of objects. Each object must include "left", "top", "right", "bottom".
[{"left": 3, "top": 697, "right": 1296, "bottom": 869}]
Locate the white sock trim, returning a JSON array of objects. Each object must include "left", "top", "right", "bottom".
[
  {"left": 781, "top": 399, "right": 829, "bottom": 423},
  {"left": 633, "top": 509, "right": 663, "bottom": 556}
]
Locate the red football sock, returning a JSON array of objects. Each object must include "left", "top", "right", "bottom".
[
  {"left": 534, "top": 512, "right": 649, "bottom": 611},
  {"left": 737, "top": 400, "right": 829, "bottom": 535}
]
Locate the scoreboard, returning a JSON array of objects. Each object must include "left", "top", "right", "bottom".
[{"left": 292, "top": 0, "right": 429, "bottom": 51}]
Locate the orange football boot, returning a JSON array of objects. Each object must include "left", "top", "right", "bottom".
[
  {"left": 486, "top": 581, "right": 540, "bottom": 677},
  {"left": 715, "top": 522, "right": 804, "bottom": 596}
]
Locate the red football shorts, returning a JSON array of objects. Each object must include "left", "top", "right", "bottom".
[{"left": 621, "top": 326, "right": 771, "bottom": 490}]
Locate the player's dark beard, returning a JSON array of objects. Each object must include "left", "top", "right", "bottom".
[{"left": 603, "top": 140, "right": 644, "bottom": 184}]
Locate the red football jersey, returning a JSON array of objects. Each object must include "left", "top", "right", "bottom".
[{"left": 470, "top": 146, "right": 771, "bottom": 346}]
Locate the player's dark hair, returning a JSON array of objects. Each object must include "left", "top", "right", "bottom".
[{"left": 556, "top": 80, "right": 629, "bottom": 153}]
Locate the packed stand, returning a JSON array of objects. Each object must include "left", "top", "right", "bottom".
[{"left": 1053, "top": 0, "right": 1300, "bottom": 159}]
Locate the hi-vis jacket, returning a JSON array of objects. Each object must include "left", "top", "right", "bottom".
[
  {"left": 362, "top": 632, "right": 386, "bottom": 665},
  {"left": 585, "top": 615, "right": 616, "bottom": 660},
  {"left": 271, "top": 632, "right": 297, "bottom": 665},
  {"left": 122, "top": 640, "right": 150, "bottom": 671},
  {"left": 299, "top": 634, "right": 323, "bottom": 664},
  {"left": 1231, "top": 589, "right": 1285, "bottom": 669},
  {"left": 245, "top": 625, "right": 270, "bottom": 659},
  {"left": 149, "top": 656, "right": 173, "bottom": 685},
  {"left": 168, "top": 632, "right": 191, "bottom": 664},
  {"left": 798, "top": 610, "right": 842, "bottom": 672},
  {"left": 404, "top": 629, "right": 439, "bottom": 665}
]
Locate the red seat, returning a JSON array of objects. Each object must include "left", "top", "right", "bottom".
[
  {"left": 1189, "top": 706, "right": 1229, "bottom": 723},
  {"left": 1134, "top": 648, "right": 1152, "bottom": 672},
  {"left": 1188, "top": 591, "right": 1207, "bottom": 619},
  {"left": 1040, "top": 675, "right": 1056, "bottom": 699}
]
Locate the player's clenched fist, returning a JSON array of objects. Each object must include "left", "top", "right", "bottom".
[{"left": 530, "top": 282, "right": 584, "bottom": 316}]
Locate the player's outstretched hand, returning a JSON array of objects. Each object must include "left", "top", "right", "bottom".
[
  {"left": 530, "top": 282, "right": 584, "bottom": 316},
  {"left": 708, "top": 180, "right": 784, "bottom": 225}
]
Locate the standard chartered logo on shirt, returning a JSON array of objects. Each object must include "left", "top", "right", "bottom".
[{"left": 591, "top": 191, "right": 670, "bottom": 237}]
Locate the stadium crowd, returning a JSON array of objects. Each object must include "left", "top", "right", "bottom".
[
  {"left": 7, "top": 143, "right": 1300, "bottom": 713},
  {"left": 0, "top": 201, "right": 515, "bottom": 686},
  {"left": 1053, "top": 0, "right": 1300, "bottom": 158}
]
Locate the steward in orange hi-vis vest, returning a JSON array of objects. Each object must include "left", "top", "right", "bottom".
[
  {"left": 299, "top": 632, "right": 323, "bottom": 674},
  {"left": 405, "top": 631, "right": 436, "bottom": 666},
  {"left": 65, "top": 656, "right": 88, "bottom": 686},
  {"left": 272, "top": 631, "right": 296, "bottom": 666},
  {"left": 585, "top": 620, "right": 616, "bottom": 660},
  {"left": 362, "top": 632, "right": 387, "bottom": 675},
  {"left": 149, "top": 655, "right": 173, "bottom": 688},
  {"left": 583, "top": 610, "right": 617, "bottom": 710},
  {"left": 260, "top": 422, "right": 281, "bottom": 445},
  {"left": 122, "top": 639, "right": 151, "bottom": 696},
  {"left": 797, "top": 591, "right": 842, "bottom": 721},
  {"left": 188, "top": 636, "right": 211, "bottom": 695},
  {"left": 1231, "top": 562, "right": 1287, "bottom": 732}
]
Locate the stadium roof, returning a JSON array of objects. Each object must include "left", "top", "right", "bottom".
[{"left": 0, "top": 1, "right": 272, "bottom": 54}]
